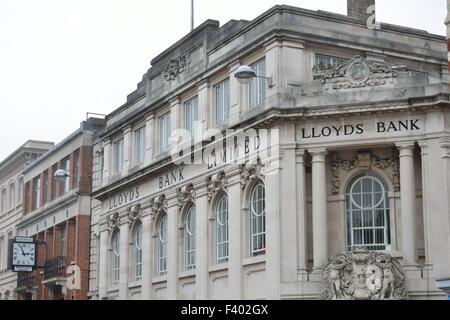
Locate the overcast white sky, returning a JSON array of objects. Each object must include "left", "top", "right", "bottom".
[{"left": 0, "top": 0, "right": 447, "bottom": 161}]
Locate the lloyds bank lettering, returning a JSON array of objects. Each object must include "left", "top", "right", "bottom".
[{"left": 301, "top": 119, "right": 421, "bottom": 139}]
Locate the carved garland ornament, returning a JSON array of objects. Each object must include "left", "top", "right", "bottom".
[
  {"left": 162, "top": 53, "right": 191, "bottom": 82},
  {"left": 206, "top": 172, "right": 228, "bottom": 201},
  {"left": 321, "top": 55, "right": 396, "bottom": 90},
  {"left": 320, "top": 247, "right": 408, "bottom": 300},
  {"left": 239, "top": 159, "right": 265, "bottom": 190}
]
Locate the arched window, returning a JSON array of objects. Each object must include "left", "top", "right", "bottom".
[
  {"left": 134, "top": 224, "right": 142, "bottom": 281},
  {"left": 215, "top": 195, "right": 229, "bottom": 264},
  {"left": 111, "top": 232, "right": 120, "bottom": 286},
  {"left": 9, "top": 183, "right": 15, "bottom": 210},
  {"left": 184, "top": 207, "right": 196, "bottom": 271},
  {"left": 346, "top": 173, "right": 391, "bottom": 251},
  {"left": 18, "top": 178, "right": 24, "bottom": 204},
  {"left": 1, "top": 189, "right": 6, "bottom": 213},
  {"left": 250, "top": 183, "right": 265, "bottom": 257},
  {"left": 157, "top": 215, "right": 168, "bottom": 276}
]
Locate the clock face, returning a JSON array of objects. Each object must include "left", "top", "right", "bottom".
[{"left": 12, "top": 242, "right": 36, "bottom": 267}]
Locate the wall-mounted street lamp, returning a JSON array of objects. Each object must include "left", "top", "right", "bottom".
[
  {"left": 53, "top": 169, "right": 72, "bottom": 182},
  {"left": 234, "top": 65, "right": 274, "bottom": 88}
]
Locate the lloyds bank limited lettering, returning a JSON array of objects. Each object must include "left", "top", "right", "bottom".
[
  {"left": 301, "top": 119, "right": 421, "bottom": 139},
  {"left": 108, "top": 187, "right": 140, "bottom": 210}
]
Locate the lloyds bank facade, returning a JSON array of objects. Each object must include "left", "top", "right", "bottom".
[{"left": 88, "top": 3, "right": 450, "bottom": 300}]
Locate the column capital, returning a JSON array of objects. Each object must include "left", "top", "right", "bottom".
[
  {"left": 123, "top": 125, "right": 132, "bottom": 134},
  {"left": 296, "top": 148, "right": 306, "bottom": 164},
  {"left": 102, "top": 138, "right": 111, "bottom": 146},
  {"left": 396, "top": 142, "right": 415, "bottom": 157},
  {"left": 309, "top": 147, "right": 327, "bottom": 155},
  {"left": 418, "top": 140, "right": 428, "bottom": 156},
  {"left": 197, "top": 80, "right": 209, "bottom": 91},
  {"left": 145, "top": 113, "right": 155, "bottom": 122},
  {"left": 396, "top": 141, "right": 415, "bottom": 149}
]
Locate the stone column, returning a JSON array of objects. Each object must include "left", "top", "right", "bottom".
[
  {"left": 227, "top": 173, "right": 243, "bottom": 299},
  {"left": 102, "top": 139, "right": 111, "bottom": 184},
  {"left": 141, "top": 212, "right": 153, "bottom": 300},
  {"left": 166, "top": 200, "right": 179, "bottom": 299},
  {"left": 396, "top": 142, "right": 417, "bottom": 265},
  {"left": 296, "top": 149, "right": 308, "bottom": 278},
  {"left": 118, "top": 219, "right": 130, "bottom": 300},
  {"left": 98, "top": 228, "right": 109, "bottom": 299},
  {"left": 145, "top": 114, "right": 154, "bottom": 164},
  {"left": 310, "top": 148, "right": 328, "bottom": 270},
  {"left": 195, "top": 191, "right": 209, "bottom": 299}
]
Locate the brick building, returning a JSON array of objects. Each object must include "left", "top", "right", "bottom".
[
  {"left": 15, "top": 118, "right": 105, "bottom": 300},
  {"left": 0, "top": 141, "right": 54, "bottom": 300}
]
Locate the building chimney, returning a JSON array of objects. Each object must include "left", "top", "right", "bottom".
[{"left": 347, "top": 0, "right": 375, "bottom": 22}]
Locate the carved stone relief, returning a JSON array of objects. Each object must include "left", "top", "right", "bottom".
[
  {"left": 106, "top": 212, "right": 120, "bottom": 231},
  {"left": 177, "top": 183, "right": 196, "bottom": 209},
  {"left": 206, "top": 172, "right": 228, "bottom": 201},
  {"left": 149, "top": 194, "right": 168, "bottom": 217},
  {"left": 331, "top": 149, "right": 400, "bottom": 194},
  {"left": 320, "top": 247, "right": 408, "bottom": 300},
  {"left": 321, "top": 55, "right": 397, "bottom": 90},
  {"left": 128, "top": 204, "right": 143, "bottom": 224},
  {"left": 239, "top": 159, "right": 265, "bottom": 190},
  {"left": 162, "top": 53, "right": 191, "bottom": 82}
]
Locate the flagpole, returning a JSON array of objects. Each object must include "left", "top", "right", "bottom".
[{"left": 191, "top": 0, "right": 194, "bottom": 31}]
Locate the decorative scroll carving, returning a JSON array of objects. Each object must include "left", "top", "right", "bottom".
[
  {"left": 320, "top": 247, "right": 408, "bottom": 300},
  {"left": 106, "top": 212, "right": 120, "bottom": 231},
  {"left": 177, "top": 183, "right": 196, "bottom": 209},
  {"left": 149, "top": 195, "right": 168, "bottom": 216},
  {"left": 206, "top": 172, "right": 228, "bottom": 201},
  {"left": 162, "top": 53, "right": 191, "bottom": 81},
  {"left": 321, "top": 55, "right": 396, "bottom": 90},
  {"left": 331, "top": 154, "right": 358, "bottom": 194},
  {"left": 239, "top": 159, "right": 265, "bottom": 189},
  {"left": 128, "top": 204, "right": 143, "bottom": 224}
]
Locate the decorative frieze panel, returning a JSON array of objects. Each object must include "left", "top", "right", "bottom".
[
  {"left": 321, "top": 55, "right": 396, "bottom": 90},
  {"left": 206, "top": 172, "right": 228, "bottom": 201},
  {"left": 320, "top": 247, "right": 408, "bottom": 300},
  {"left": 239, "top": 159, "right": 265, "bottom": 190},
  {"left": 162, "top": 53, "right": 191, "bottom": 82},
  {"left": 177, "top": 183, "right": 196, "bottom": 209}
]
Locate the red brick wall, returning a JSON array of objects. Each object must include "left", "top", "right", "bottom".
[
  {"left": 79, "top": 146, "right": 93, "bottom": 194},
  {"left": 74, "top": 215, "right": 91, "bottom": 300}
]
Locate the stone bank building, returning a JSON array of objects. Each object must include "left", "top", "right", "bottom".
[{"left": 88, "top": 2, "right": 450, "bottom": 300}]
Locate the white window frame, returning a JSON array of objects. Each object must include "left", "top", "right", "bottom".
[
  {"left": 346, "top": 173, "right": 391, "bottom": 252},
  {"left": 134, "top": 223, "right": 143, "bottom": 281},
  {"left": 113, "top": 138, "right": 124, "bottom": 174},
  {"left": 249, "top": 183, "right": 266, "bottom": 257},
  {"left": 111, "top": 232, "right": 120, "bottom": 286},
  {"left": 9, "top": 183, "right": 15, "bottom": 210},
  {"left": 249, "top": 58, "right": 266, "bottom": 108},
  {"left": 184, "top": 207, "right": 196, "bottom": 271},
  {"left": 134, "top": 126, "right": 146, "bottom": 164},
  {"left": 1, "top": 189, "right": 6, "bottom": 213},
  {"left": 215, "top": 195, "right": 229, "bottom": 264},
  {"left": 18, "top": 178, "right": 23, "bottom": 205},
  {"left": 159, "top": 112, "right": 171, "bottom": 153},
  {"left": 214, "top": 78, "right": 230, "bottom": 125},
  {"left": 184, "top": 96, "right": 199, "bottom": 137},
  {"left": 157, "top": 215, "right": 168, "bottom": 276}
]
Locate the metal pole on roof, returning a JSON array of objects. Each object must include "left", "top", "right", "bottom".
[{"left": 191, "top": 0, "right": 194, "bottom": 31}]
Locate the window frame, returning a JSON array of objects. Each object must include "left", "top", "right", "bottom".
[
  {"left": 214, "top": 78, "right": 230, "bottom": 125},
  {"left": 249, "top": 183, "right": 266, "bottom": 257},
  {"left": 134, "top": 126, "right": 146, "bottom": 165},
  {"left": 157, "top": 215, "right": 168, "bottom": 276},
  {"left": 184, "top": 96, "right": 199, "bottom": 138},
  {"left": 248, "top": 58, "right": 267, "bottom": 108},
  {"left": 158, "top": 112, "right": 171, "bottom": 153},
  {"left": 184, "top": 206, "right": 196, "bottom": 271},
  {"left": 111, "top": 231, "right": 120, "bottom": 287},
  {"left": 215, "top": 194, "right": 229, "bottom": 264},
  {"left": 112, "top": 138, "right": 124, "bottom": 175},
  {"left": 346, "top": 173, "right": 391, "bottom": 252},
  {"left": 134, "top": 223, "right": 143, "bottom": 281}
]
